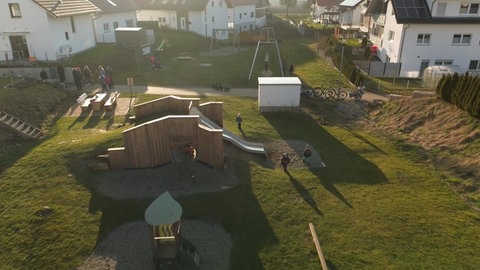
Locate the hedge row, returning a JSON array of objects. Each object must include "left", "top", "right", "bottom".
[{"left": 436, "top": 73, "right": 480, "bottom": 117}]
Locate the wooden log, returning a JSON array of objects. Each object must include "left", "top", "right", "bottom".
[{"left": 309, "top": 223, "right": 329, "bottom": 270}]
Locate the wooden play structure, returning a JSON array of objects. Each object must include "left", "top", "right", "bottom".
[
  {"left": 106, "top": 96, "right": 225, "bottom": 169},
  {"left": 145, "top": 191, "right": 200, "bottom": 268}
]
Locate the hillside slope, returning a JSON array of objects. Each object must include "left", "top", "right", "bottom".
[{"left": 370, "top": 97, "right": 480, "bottom": 207}]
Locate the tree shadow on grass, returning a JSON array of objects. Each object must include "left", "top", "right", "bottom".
[
  {"left": 288, "top": 173, "right": 323, "bottom": 215},
  {"left": 68, "top": 145, "right": 277, "bottom": 270},
  {"left": 264, "top": 111, "right": 388, "bottom": 208}
]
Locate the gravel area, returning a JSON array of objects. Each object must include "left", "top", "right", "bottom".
[{"left": 81, "top": 140, "right": 323, "bottom": 269}]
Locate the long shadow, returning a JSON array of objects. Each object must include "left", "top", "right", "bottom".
[
  {"left": 66, "top": 144, "right": 277, "bottom": 270},
  {"left": 288, "top": 174, "right": 323, "bottom": 215},
  {"left": 264, "top": 111, "right": 388, "bottom": 208}
]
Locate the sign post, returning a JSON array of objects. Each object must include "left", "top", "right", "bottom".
[{"left": 127, "top": 77, "right": 134, "bottom": 111}]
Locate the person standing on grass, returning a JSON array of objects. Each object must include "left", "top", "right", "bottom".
[
  {"left": 281, "top": 153, "right": 290, "bottom": 173},
  {"left": 303, "top": 144, "right": 312, "bottom": 166},
  {"left": 236, "top": 113, "right": 243, "bottom": 130}
]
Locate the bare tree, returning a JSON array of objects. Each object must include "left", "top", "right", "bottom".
[{"left": 280, "top": 0, "right": 297, "bottom": 17}]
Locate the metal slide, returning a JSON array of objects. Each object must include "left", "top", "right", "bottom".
[{"left": 190, "top": 107, "right": 266, "bottom": 156}]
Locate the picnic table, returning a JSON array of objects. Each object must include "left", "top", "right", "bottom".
[{"left": 91, "top": 93, "right": 107, "bottom": 111}]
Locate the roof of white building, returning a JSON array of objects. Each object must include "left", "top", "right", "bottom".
[
  {"left": 32, "top": 0, "right": 101, "bottom": 17},
  {"left": 89, "top": 0, "right": 139, "bottom": 13},
  {"left": 339, "top": 0, "right": 363, "bottom": 8}
]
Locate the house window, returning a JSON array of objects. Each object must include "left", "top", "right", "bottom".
[
  {"left": 113, "top": 21, "right": 119, "bottom": 29},
  {"left": 65, "top": 32, "right": 69, "bottom": 40},
  {"left": 434, "top": 59, "right": 453, "bottom": 65},
  {"left": 469, "top": 60, "right": 480, "bottom": 70},
  {"left": 219, "top": 1, "right": 223, "bottom": 7},
  {"left": 9, "top": 3, "right": 21, "bottom": 18},
  {"left": 126, "top": 19, "right": 134, "bottom": 27},
  {"left": 212, "top": 1, "right": 214, "bottom": 7},
  {"left": 460, "top": 3, "right": 479, "bottom": 14},
  {"left": 436, "top": 3, "right": 446, "bottom": 15},
  {"left": 452, "top": 34, "right": 471, "bottom": 45},
  {"left": 103, "top": 23, "right": 110, "bottom": 32},
  {"left": 388, "top": 30, "right": 395, "bottom": 41},
  {"left": 240, "top": 13, "right": 242, "bottom": 19},
  {"left": 417, "top": 33, "right": 431, "bottom": 45},
  {"left": 251, "top": 12, "right": 254, "bottom": 17},
  {"left": 212, "top": 16, "right": 215, "bottom": 22},
  {"left": 71, "top": 17, "right": 76, "bottom": 33}
]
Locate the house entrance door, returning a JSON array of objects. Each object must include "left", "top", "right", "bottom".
[
  {"left": 9, "top": 35, "right": 29, "bottom": 60},
  {"left": 419, "top": 60, "right": 430, "bottom": 78}
]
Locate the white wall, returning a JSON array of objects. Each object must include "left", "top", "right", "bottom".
[
  {"left": 204, "top": 0, "right": 229, "bottom": 37},
  {"left": 93, "top": 12, "right": 138, "bottom": 43},
  {"left": 258, "top": 77, "right": 301, "bottom": 111},
  {"left": 136, "top": 9, "right": 178, "bottom": 29},
  {"left": 399, "top": 24, "right": 480, "bottom": 77},
  {"left": 0, "top": 0, "right": 96, "bottom": 61},
  {"left": 232, "top": 5, "right": 256, "bottom": 32}
]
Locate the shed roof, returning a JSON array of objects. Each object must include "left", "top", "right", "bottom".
[{"left": 258, "top": 77, "right": 302, "bottom": 85}]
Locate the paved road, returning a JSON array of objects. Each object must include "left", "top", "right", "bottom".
[
  {"left": 96, "top": 84, "right": 389, "bottom": 102},
  {"left": 112, "top": 85, "right": 259, "bottom": 98}
]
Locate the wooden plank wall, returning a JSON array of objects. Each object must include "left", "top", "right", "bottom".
[
  {"left": 199, "top": 102, "right": 224, "bottom": 127},
  {"left": 134, "top": 95, "right": 200, "bottom": 120},
  {"left": 107, "top": 147, "right": 128, "bottom": 169},
  {"left": 110, "top": 115, "right": 223, "bottom": 169},
  {"left": 197, "top": 126, "right": 224, "bottom": 169}
]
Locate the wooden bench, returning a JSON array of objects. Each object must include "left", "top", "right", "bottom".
[
  {"left": 104, "top": 91, "right": 120, "bottom": 110},
  {"left": 77, "top": 93, "right": 88, "bottom": 104},
  {"left": 81, "top": 97, "right": 94, "bottom": 112}
]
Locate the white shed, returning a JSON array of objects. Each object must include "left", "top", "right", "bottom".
[{"left": 258, "top": 77, "right": 302, "bottom": 112}]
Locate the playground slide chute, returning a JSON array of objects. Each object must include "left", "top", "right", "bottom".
[{"left": 189, "top": 107, "right": 266, "bottom": 156}]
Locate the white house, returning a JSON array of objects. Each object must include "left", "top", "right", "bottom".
[
  {"left": 134, "top": 0, "right": 229, "bottom": 37},
  {"left": 0, "top": 0, "right": 100, "bottom": 62},
  {"left": 338, "top": 0, "right": 370, "bottom": 36},
  {"left": 90, "top": 0, "right": 139, "bottom": 43},
  {"left": 227, "top": 0, "right": 258, "bottom": 32},
  {"left": 365, "top": 0, "right": 480, "bottom": 77},
  {"left": 313, "top": 0, "right": 343, "bottom": 23}
]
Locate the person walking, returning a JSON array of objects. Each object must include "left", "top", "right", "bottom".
[
  {"left": 98, "top": 66, "right": 106, "bottom": 91},
  {"left": 281, "top": 153, "right": 291, "bottom": 173},
  {"left": 302, "top": 144, "right": 312, "bottom": 166},
  {"left": 83, "top": 65, "right": 92, "bottom": 85},
  {"left": 236, "top": 113, "right": 243, "bottom": 130},
  {"left": 288, "top": 64, "right": 295, "bottom": 75}
]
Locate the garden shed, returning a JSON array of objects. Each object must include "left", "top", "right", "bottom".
[
  {"left": 258, "top": 77, "right": 301, "bottom": 112},
  {"left": 115, "top": 27, "right": 148, "bottom": 48},
  {"left": 422, "top": 65, "right": 463, "bottom": 89}
]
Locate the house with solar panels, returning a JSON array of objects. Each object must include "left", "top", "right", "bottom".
[
  {"left": 0, "top": 0, "right": 100, "bottom": 62},
  {"left": 365, "top": 0, "right": 480, "bottom": 78}
]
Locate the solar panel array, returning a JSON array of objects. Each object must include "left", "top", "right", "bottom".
[{"left": 393, "top": 0, "right": 431, "bottom": 19}]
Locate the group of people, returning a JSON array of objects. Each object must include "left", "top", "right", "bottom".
[
  {"left": 38, "top": 64, "right": 110, "bottom": 91},
  {"left": 234, "top": 112, "right": 313, "bottom": 173},
  {"left": 280, "top": 144, "right": 312, "bottom": 173}
]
